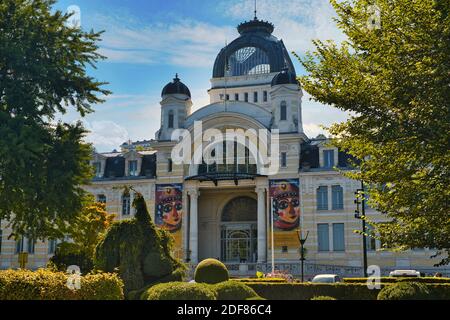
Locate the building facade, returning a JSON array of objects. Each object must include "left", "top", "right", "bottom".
[{"left": 0, "top": 17, "right": 447, "bottom": 276}]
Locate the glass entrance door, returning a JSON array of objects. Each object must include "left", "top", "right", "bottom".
[{"left": 220, "top": 224, "right": 257, "bottom": 263}]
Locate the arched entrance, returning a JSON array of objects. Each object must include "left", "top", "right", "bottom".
[{"left": 220, "top": 196, "right": 257, "bottom": 263}]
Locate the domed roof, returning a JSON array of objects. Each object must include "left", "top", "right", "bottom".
[
  {"left": 161, "top": 74, "right": 191, "bottom": 98},
  {"left": 271, "top": 68, "right": 298, "bottom": 86},
  {"left": 212, "top": 18, "right": 296, "bottom": 79}
]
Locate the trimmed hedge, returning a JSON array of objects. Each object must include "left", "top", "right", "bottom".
[
  {"left": 0, "top": 269, "right": 124, "bottom": 300},
  {"left": 311, "top": 296, "right": 337, "bottom": 300},
  {"left": 246, "top": 283, "right": 383, "bottom": 300},
  {"left": 214, "top": 281, "right": 259, "bottom": 300},
  {"left": 343, "top": 277, "right": 450, "bottom": 284},
  {"left": 377, "top": 282, "right": 430, "bottom": 300},
  {"left": 246, "top": 282, "right": 450, "bottom": 300},
  {"left": 144, "top": 282, "right": 217, "bottom": 300},
  {"left": 194, "top": 259, "right": 229, "bottom": 284},
  {"left": 233, "top": 278, "right": 287, "bottom": 283}
]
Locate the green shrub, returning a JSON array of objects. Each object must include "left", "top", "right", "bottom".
[
  {"left": 246, "top": 283, "right": 384, "bottom": 300},
  {"left": 311, "top": 296, "right": 337, "bottom": 300},
  {"left": 343, "top": 277, "right": 450, "bottom": 284},
  {"left": 48, "top": 242, "right": 94, "bottom": 274},
  {"left": 246, "top": 296, "right": 266, "bottom": 300},
  {"left": 377, "top": 282, "right": 431, "bottom": 300},
  {"left": 145, "top": 282, "right": 217, "bottom": 300},
  {"left": 426, "top": 284, "right": 450, "bottom": 300},
  {"left": 194, "top": 259, "right": 229, "bottom": 284},
  {"left": 0, "top": 269, "right": 124, "bottom": 300},
  {"left": 94, "top": 193, "right": 186, "bottom": 296},
  {"left": 214, "top": 281, "right": 259, "bottom": 300}
]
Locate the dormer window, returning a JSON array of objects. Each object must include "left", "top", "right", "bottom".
[
  {"left": 128, "top": 160, "right": 138, "bottom": 176},
  {"left": 93, "top": 161, "right": 102, "bottom": 177},
  {"left": 280, "top": 101, "right": 287, "bottom": 120},
  {"left": 263, "top": 91, "right": 268, "bottom": 102},
  {"left": 168, "top": 111, "right": 174, "bottom": 129},
  {"left": 323, "top": 150, "right": 335, "bottom": 168}
]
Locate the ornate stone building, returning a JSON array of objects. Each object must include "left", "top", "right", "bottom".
[{"left": 0, "top": 17, "right": 447, "bottom": 276}]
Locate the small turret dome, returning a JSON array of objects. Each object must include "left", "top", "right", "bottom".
[
  {"left": 271, "top": 68, "right": 298, "bottom": 86},
  {"left": 161, "top": 74, "right": 191, "bottom": 98}
]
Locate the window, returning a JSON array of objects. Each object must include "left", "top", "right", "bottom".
[
  {"left": 366, "top": 225, "right": 377, "bottom": 251},
  {"left": 280, "top": 101, "right": 287, "bottom": 120},
  {"left": 48, "top": 239, "right": 57, "bottom": 254},
  {"left": 226, "top": 94, "right": 230, "bottom": 101},
  {"left": 168, "top": 158, "right": 173, "bottom": 172},
  {"left": 244, "top": 92, "right": 249, "bottom": 102},
  {"left": 333, "top": 223, "right": 345, "bottom": 251},
  {"left": 317, "top": 186, "right": 328, "bottom": 210},
  {"left": 168, "top": 111, "right": 174, "bottom": 129},
  {"left": 97, "top": 194, "right": 106, "bottom": 204},
  {"left": 331, "top": 185, "right": 344, "bottom": 210},
  {"left": 128, "top": 160, "right": 138, "bottom": 176},
  {"left": 27, "top": 238, "right": 35, "bottom": 254},
  {"left": 282, "top": 246, "right": 288, "bottom": 253},
  {"left": 263, "top": 91, "right": 268, "bottom": 102},
  {"left": 15, "top": 237, "right": 24, "bottom": 254},
  {"left": 122, "top": 193, "right": 131, "bottom": 216},
  {"left": 253, "top": 92, "right": 258, "bottom": 103},
  {"left": 317, "top": 224, "right": 329, "bottom": 252},
  {"left": 93, "top": 162, "right": 101, "bottom": 177},
  {"left": 281, "top": 152, "right": 287, "bottom": 168},
  {"left": 228, "top": 46, "right": 270, "bottom": 76},
  {"left": 323, "top": 150, "right": 335, "bottom": 168},
  {"left": 234, "top": 93, "right": 239, "bottom": 101}
]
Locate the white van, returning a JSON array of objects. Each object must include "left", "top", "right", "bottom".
[
  {"left": 389, "top": 270, "right": 421, "bottom": 277},
  {"left": 311, "top": 274, "right": 341, "bottom": 283}
]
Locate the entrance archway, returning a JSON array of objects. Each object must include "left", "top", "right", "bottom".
[{"left": 220, "top": 196, "right": 257, "bottom": 263}]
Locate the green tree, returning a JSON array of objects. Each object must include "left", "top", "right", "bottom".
[
  {"left": 0, "top": 0, "right": 109, "bottom": 240},
  {"left": 50, "top": 200, "right": 115, "bottom": 272},
  {"left": 298, "top": 0, "right": 450, "bottom": 265}
]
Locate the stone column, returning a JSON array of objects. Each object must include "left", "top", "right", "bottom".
[
  {"left": 256, "top": 186, "right": 267, "bottom": 263},
  {"left": 189, "top": 189, "right": 199, "bottom": 264}
]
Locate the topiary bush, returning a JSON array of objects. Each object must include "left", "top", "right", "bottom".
[
  {"left": 0, "top": 269, "right": 124, "bottom": 300},
  {"left": 311, "top": 296, "right": 337, "bottom": 300},
  {"left": 214, "top": 281, "right": 259, "bottom": 300},
  {"left": 377, "top": 281, "right": 431, "bottom": 300},
  {"left": 94, "top": 193, "right": 186, "bottom": 296},
  {"left": 194, "top": 258, "right": 229, "bottom": 284},
  {"left": 144, "top": 282, "right": 217, "bottom": 300}
]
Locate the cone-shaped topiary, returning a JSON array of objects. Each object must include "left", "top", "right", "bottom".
[
  {"left": 94, "top": 192, "right": 186, "bottom": 296},
  {"left": 194, "top": 258, "right": 229, "bottom": 284}
]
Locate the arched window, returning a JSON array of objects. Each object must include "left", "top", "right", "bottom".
[
  {"left": 122, "top": 192, "right": 131, "bottom": 216},
  {"left": 228, "top": 47, "right": 270, "bottom": 76},
  {"left": 222, "top": 197, "right": 257, "bottom": 222},
  {"left": 168, "top": 111, "right": 174, "bottom": 129},
  {"left": 280, "top": 101, "right": 287, "bottom": 121}
]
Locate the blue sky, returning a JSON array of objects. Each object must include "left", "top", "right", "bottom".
[{"left": 54, "top": 0, "right": 350, "bottom": 152}]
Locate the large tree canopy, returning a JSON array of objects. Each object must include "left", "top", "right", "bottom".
[
  {"left": 0, "top": 0, "right": 109, "bottom": 239},
  {"left": 299, "top": 0, "right": 449, "bottom": 265}
]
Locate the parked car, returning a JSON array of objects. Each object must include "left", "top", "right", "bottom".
[
  {"left": 311, "top": 274, "right": 341, "bottom": 283},
  {"left": 388, "top": 270, "right": 421, "bottom": 277}
]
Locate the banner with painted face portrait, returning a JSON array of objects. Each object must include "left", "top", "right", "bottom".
[
  {"left": 155, "top": 184, "right": 183, "bottom": 233},
  {"left": 269, "top": 179, "right": 300, "bottom": 231}
]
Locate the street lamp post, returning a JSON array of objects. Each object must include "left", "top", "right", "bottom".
[
  {"left": 296, "top": 229, "right": 309, "bottom": 282},
  {"left": 354, "top": 180, "right": 368, "bottom": 277}
]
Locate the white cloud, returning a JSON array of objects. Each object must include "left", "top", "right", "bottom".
[
  {"left": 83, "top": 120, "right": 129, "bottom": 152},
  {"left": 94, "top": 15, "right": 235, "bottom": 67}
]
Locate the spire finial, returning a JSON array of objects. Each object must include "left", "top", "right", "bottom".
[
  {"left": 254, "top": 0, "right": 257, "bottom": 20},
  {"left": 174, "top": 73, "right": 179, "bottom": 82}
]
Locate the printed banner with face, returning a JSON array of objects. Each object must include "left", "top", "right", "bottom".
[
  {"left": 269, "top": 179, "right": 300, "bottom": 231},
  {"left": 155, "top": 184, "right": 183, "bottom": 233}
]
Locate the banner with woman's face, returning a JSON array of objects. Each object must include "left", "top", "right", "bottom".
[
  {"left": 155, "top": 184, "right": 183, "bottom": 232},
  {"left": 269, "top": 179, "right": 300, "bottom": 231}
]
